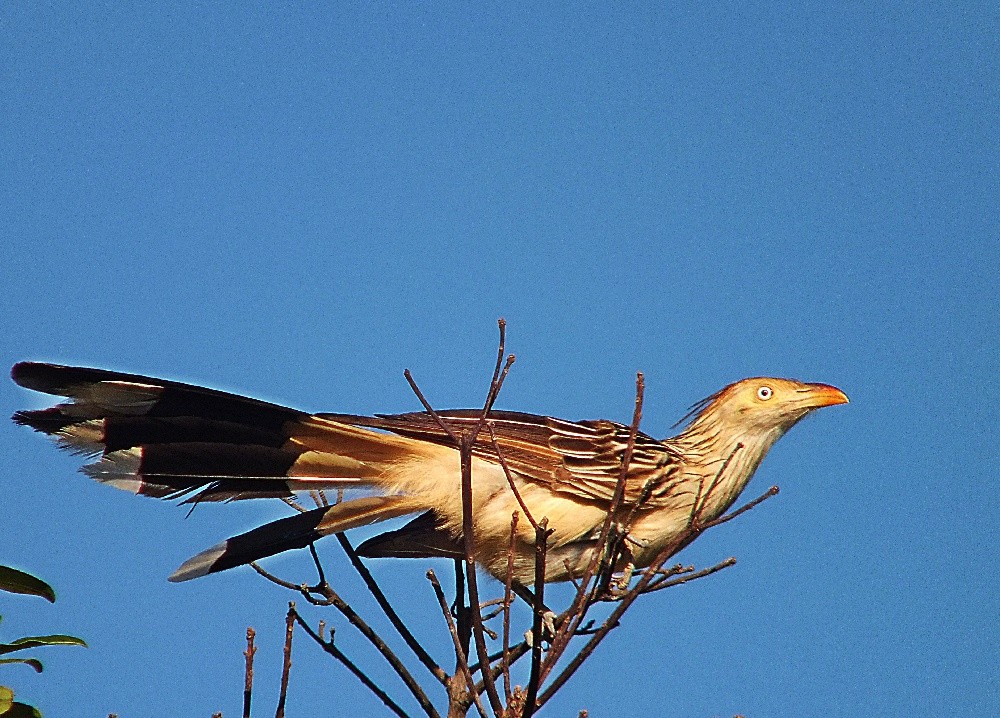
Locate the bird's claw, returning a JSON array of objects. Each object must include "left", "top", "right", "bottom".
[{"left": 523, "top": 610, "right": 558, "bottom": 647}]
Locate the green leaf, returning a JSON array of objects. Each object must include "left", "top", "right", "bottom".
[
  {"left": 0, "top": 568, "right": 55, "bottom": 603},
  {"left": 0, "top": 636, "right": 87, "bottom": 657},
  {"left": 0, "top": 686, "right": 12, "bottom": 713},
  {"left": 0, "top": 658, "right": 43, "bottom": 673},
  {"left": 3, "top": 702, "right": 43, "bottom": 718}
]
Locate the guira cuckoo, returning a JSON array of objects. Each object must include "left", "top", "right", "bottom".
[{"left": 11, "top": 362, "right": 847, "bottom": 584}]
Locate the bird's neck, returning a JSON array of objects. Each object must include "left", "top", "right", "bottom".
[{"left": 667, "top": 412, "right": 789, "bottom": 521}]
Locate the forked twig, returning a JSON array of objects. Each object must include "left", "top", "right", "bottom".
[
  {"left": 403, "top": 319, "right": 513, "bottom": 717},
  {"left": 290, "top": 607, "right": 412, "bottom": 718},
  {"left": 252, "top": 550, "right": 439, "bottom": 718},
  {"left": 487, "top": 423, "right": 541, "bottom": 531},
  {"left": 335, "top": 533, "right": 448, "bottom": 685},
  {"left": 641, "top": 556, "right": 737, "bottom": 594}
]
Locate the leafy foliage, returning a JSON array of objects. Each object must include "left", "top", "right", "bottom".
[
  {"left": 0, "top": 570, "right": 55, "bottom": 604},
  {"left": 0, "top": 566, "right": 86, "bottom": 717}
]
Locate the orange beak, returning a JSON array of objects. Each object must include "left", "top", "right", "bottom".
[{"left": 805, "top": 383, "right": 850, "bottom": 407}]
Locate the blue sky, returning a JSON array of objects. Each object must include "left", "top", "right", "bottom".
[{"left": 1, "top": 3, "right": 996, "bottom": 716}]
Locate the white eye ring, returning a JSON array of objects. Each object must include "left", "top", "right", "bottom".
[{"left": 757, "top": 386, "right": 773, "bottom": 400}]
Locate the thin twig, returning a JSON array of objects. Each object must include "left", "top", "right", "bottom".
[
  {"left": 668, "top": 483, "right": 782, "bottom": 565},
  {"left": 542, "top": 372, "right": 645, "bottom": 684},
  {"left": 475, "top": 318, "right": 514, "bottom": 424},
  {"left": 252, "top": 553, "right": 440, "bottom": 718},
  {"left": 459, "top": 321, "right": 514, "bottom": 717},
  {"left": 336, "top": 533, "right": 448, "bottom": 685},
  {"left": 703, "top": 485, "right": 780, "bottom": 530},
  {"left": 641, "top": 557, "right": 737, "bottom": 594},
  {"left": 487, "top": 423, "right": 540, "bottom": 531},
  {"left": 250, "top": 561, "right": 321, "bottom": 594},
  {"left": 403, "top": 369, "right": 460, "bottom": 442},
  {"left": 275, "top": 604, "right": 295, "bottom": 718},
  {"left": 690, "top": 443, "right": 744, "bottom": 528},
  {"left": 404, "top": 319, "right": 513, "bottom": 716},
  {"left": 460, "top": 432, "right": 504, "bottom": 715},
  {"left": 427, "top": 570, "right": 488, "bottom": 718},
  {"left": 243, "top": 627, "right": 256, "bottom": 718},
  {"left": 502, "top": 511, "right": 519, "bottom": 702},
  {"left": 453, "top": 558, "right": 471, "bottom": 663},
  {"left": 521, "top": 519, "right": 550, "bottom": 718}
]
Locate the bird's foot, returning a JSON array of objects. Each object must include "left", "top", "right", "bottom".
[{"left": 523, "top": 610, "right": 558, "bottom": 647}]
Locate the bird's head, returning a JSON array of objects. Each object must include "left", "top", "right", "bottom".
[{"left": 677, "top": 377, "right": 849, "bottom": 445}]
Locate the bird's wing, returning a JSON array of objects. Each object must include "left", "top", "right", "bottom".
[{"left": 342, "top": 409, "right": 684, "bottom": 507}]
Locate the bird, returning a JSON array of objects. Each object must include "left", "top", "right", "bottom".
[{"left": 10, "top": 361, "right": 847, "bottom": 585}]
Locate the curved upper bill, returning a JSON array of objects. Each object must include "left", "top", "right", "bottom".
[{"left": 804, "top": 383, "right": 849, "bottom": 407}]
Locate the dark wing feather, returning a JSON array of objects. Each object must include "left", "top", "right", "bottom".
[{"left": 355, "top": 511, "right": 464, "bottom": 560}]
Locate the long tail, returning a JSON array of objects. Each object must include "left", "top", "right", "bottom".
[
  {"left": 11, "top": 362, "right": 430, "bottom": 502},
  {"left": 12, "top": 362, "right": 450, "bottom": 579}
]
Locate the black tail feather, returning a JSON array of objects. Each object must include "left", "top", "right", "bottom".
[{"left": 11, "top": 361, "right": 305, "bottom": 431}]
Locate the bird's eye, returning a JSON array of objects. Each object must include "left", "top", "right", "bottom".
[{"left": 756, "top": 386, "right": 773, "bottom": 401}]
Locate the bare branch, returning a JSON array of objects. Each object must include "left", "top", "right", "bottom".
[
  {"left": 502, "top": 512, "right": 519, "bottom": 702},
  {"left": 404, "top": 319, "right": 513, "bottom": 716},
  {"left": 486, "top": 423, "right": 540, "bottom": 531},
  {"left": 243, "top": 627, "right": 256, "bottom": 718},
  {"left": 250, "top": 561, "right": 330, "bottom": 604},
  {"left": 460, "top": 321, "right": 516, "bottom": 717},
  {"left": 460, "top": 433, "right": 504, "bottom": 715},
  {"left": 542, "top": 372, "right": 645, "bottom": 685},
  {"left": 453, "top": 558, "right": 471, "bottom": 662},
  {"left": 427, "top": 569, "right": 487, "bottom": 718},
  {"left": 690, "top": 443, "right": 744, "bottom": 529},
  {"left": 252, "top": 552, "right": 439, "bottom": 717},
  {"left": 473, "top": 318, "right": 516, "bottom": 423},
  {"left": 522, "top": 519, "right": 550, "bottom": 718},
  {"left": 641, "top": 557, "right": 737, "bottom": 594},
  {"left": 403, "top": 369, "right": 460, "bottom": 443},
  {"left": 290, "top": 607, "right": 413, "bottom": 718},
  {"left": 702, "top": 485, "right": 780, "bottom": 530},
  {"left": 275, "top": 603, "right": 295, "bottom": 718},
  {"left": 336, "top": 533, "right": 449, "bottom": 685}
]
